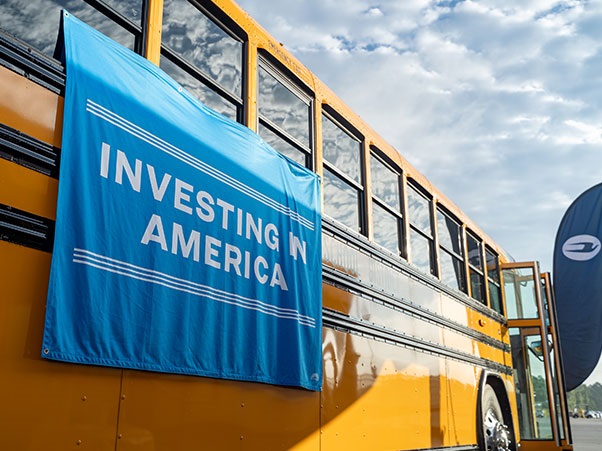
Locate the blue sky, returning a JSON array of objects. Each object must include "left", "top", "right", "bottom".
[{"left": 236, "top": 0, "right": 602, "bottom": 384}]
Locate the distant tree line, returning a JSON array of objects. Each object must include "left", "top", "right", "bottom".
[{"left": 567, "top": 382, "right": 602, "bottom": 412}]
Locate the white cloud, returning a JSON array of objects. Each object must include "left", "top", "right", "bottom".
[
  {"left": 236, "top": 0, "right": 602, "bottom": 275},
  {"left": 558, "top": 120, "right": 602, "bottom": 144}
]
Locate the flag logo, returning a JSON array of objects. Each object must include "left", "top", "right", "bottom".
[{"left": 562, "top": 234, "right": 601, "bottom": 261}]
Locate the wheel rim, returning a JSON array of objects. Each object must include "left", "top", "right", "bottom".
[{"left": 483, "top": 406, "right": 511, "bottom": 451}]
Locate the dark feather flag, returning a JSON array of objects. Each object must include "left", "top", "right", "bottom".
[{"left": 553, "top": 183, "right": 602, "bottom": 391}]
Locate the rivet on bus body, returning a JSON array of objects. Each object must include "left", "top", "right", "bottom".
[
  {"left": 76, "top": 440, "right": 82, "bottom": 446},
  {"left": 118, "top": 434, "right": 123, "bottom": 439},
  {"left": 121, "top": 394, "right": 126, "bottom": 400},
  {"left": 81, "top": 395, "right": 87, "bottom": 401}
]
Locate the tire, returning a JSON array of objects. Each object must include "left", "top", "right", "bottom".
[{"left": 480, "top": 384, "right": 512, "bottom": 451}]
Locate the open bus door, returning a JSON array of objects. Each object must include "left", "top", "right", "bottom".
[{"left": 501, "top": 262, "right": 573, "bottom": 451}]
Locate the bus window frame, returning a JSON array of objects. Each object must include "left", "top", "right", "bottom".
[
  {"left": 486, "top": 245, "right": 503, "bottom": 314},
  {"left": 466, "top": 229, "right": 486, "bottom": 303},
  {"left": 256, "top": 52, "right": 314, "bottom": 170},
  {"left": 406, "top": 179, "right": 435, "bottom": 276},
  {"left": 321, "top": 106, "right": 366, "bottom": 236},
  {"left": 369, "top": 147, "right": 404, "bottom": 257},
  {"left": 159, "top": 0, "right": 246, "bottom": 123},
  {"left": 436, "top": 204, "right": 466, "bottom": 293}
]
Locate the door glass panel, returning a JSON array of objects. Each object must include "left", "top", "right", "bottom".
[
  {"left": 548, "top": 333, "right": 565, "bottom": 440},
  {"left": 540, "top": 278, "right": 551, "bottom": 327},
  {"left": 510, "top": 327, "right": 553, "bottom": 440},
  {"left": 503, "top": 266, "right": 540, "bottom": 319}
]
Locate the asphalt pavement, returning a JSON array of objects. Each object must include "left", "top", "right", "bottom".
[{"left": 570, "top": 418, "right": 602, "bottom": 451}]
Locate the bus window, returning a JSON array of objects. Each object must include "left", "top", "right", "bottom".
[
  {"left": 322, "top": 168, "right": 361, "bottom": 233},
  {"left": 407, "top": 182, "right": 434, "bottom": 275},
  {"left": 437, "top": 207, "right": 465, "bottom": 292},
  {"left": 370, "top": 151, "right": 403, "bottom": 256},
  {"left": 0, "top": 0, "right": 141, "bottom": 55},
  {"left": 102, "top": 0, "right": 143, "bottom": 23},
  {"left": 257, "top": 57, "right": 312, "bottom": 168},
  {"left": 258, "top": 123, "right": 305, "bottom": 166},
  {"left": 322, "top": 112, "right": 364, "bottom": 234},
  {"left": 158, "top": 56, "right": 238, "bottom": 120},
  {"left": 467, "top": 231, "right": 485, "bottom": 303},
  {"left": 161, "top": 0, "right": 243, "bottom": 121},
  {"left": 486, "top": 247, "right": 503, "bottom": 314},
  {"left": 503, "top": 266, "right": 541, "bottom": 320}
]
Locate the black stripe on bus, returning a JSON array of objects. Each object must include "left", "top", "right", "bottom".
[
  {"left": 323, "top": 264, "right": 510, "bottom": 354},
  {"left": 323, "top": 307, "right": 512, "bottom": 376},
  {"left": 0, "top": 30, "right": 65, "bottom": 94},
  {"left": 0, "top": 204, "right": 54, "bottom": 252},
  {"left": 0, "top": 123, "right": 60, "bottom": 177}
]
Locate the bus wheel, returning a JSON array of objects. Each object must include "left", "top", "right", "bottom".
[{"left": 481, "top": 384, "right": 511, "bottom": 451}]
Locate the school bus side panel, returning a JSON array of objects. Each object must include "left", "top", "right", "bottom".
[
  {"left": 0, "top": 240, "right": 123, "bottom": 450},
  {"left": 115, "top": 369, "right": 320, "bottom": 451},
  {"left": 0, "top": 63, "right": 125, "bottom": 450}
]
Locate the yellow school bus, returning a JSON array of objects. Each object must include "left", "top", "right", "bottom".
[{"left": 0, "top": 0, "right": 572, "bottom": 450}]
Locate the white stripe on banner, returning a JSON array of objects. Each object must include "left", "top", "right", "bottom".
[
  {"left": 72, "top": 248, "right": 316, "bottom": 328},
  {"left": 85, "top": 99, "right": 315, "bottom": 231}
]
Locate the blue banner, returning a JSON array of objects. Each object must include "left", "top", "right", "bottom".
[
  {"left": 42, "top": 12, "right": 322, "bottom": 391},
  {"left": 553, "top": 183, "right": 602, "bottom": 390}
]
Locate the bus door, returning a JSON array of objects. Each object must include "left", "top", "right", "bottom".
[{"left": 501, "top": 262, "right": 573, "bottom": 451}]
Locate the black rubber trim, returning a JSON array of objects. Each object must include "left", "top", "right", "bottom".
[
  {"left": 323, "top": 307, "right": 512, "bottom": 376},
  {"left": 0, "top": 204, "right": 54, "bottom": 252},
  {"left": 323, "top": 264, "right": 510, "bottom": 353},
  {"left": 0, "top": 30, "right": 65, "bottom": 94},
  {"left": 0, "top": 123, "right": 60, "bottom": 177}
]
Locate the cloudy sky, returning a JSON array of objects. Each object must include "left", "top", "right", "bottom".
[{"left": 235, "top": 0, "right": 602, "bottom": 383}]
